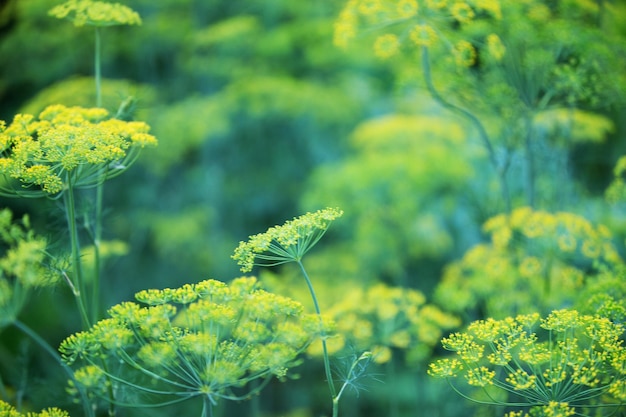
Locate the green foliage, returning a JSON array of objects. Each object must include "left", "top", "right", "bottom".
[
  {"left": 301, "top": 113, "right": 481, "bottom": 283},
  {"left": 0, "top": 0, "right": 624, "bottom": 416},
  {"left": 428, "top": 309, "right": 626, "bottom": 416}
]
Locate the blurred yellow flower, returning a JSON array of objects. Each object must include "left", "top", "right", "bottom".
[{"left": 373, "top": 33, "right": 400, "bottom": 59}]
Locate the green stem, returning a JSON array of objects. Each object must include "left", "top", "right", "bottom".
[
  {"left": 64, "top": 178, "right": 91, "bottom": 329},
  {"left": 12, "top": 320, "right": 95, "bottom": 417},
  {"left": 523, "top": 112, "right": 536, "bottom": 208},
  {"left": 94, "top": 27, "right": 102, "bottom": 108},
  {"left": 91, "top": 181, "right": 104, "bottom": 324},
  {"left": 421, "top": 46, "right": 511, "bottom": 213},
  {"left": 296, "top": 260, "right": 338, "bottom": 417}
]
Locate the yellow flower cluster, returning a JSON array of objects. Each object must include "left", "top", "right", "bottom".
[
  {"left": 60, "top": 277, "right": 326, "bottom": 408},
  {"left": 0, "top": 400, "right": 70, "bottom": 417},
  {"left": 333, "top": 0, "right": 504, "bottom": 65},
  {"left": 0, "top": 209, "right": 60, "bottom": 327},
  {"left": 429, "top": 309, "right": 626, "bottom": 414},
  {"left": 0, "top": 105, "right": 156, "bottom": 196},
  {"left": 232, "top": 208, "right": 343, "bottom": 272},
  {"left": 49, "top": 0, "right": 142, "bottom": 27},
  {"left": 306, "top": 282, "right": 460, "bottom": 365},
  {"left": 435, "top": 207, "right": 623, "bottom": 318},
  {"left": 606, "top": 155, "right": 626, "bottom": 203}
]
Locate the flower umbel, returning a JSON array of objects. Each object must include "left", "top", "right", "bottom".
[
  {"left": 232, "top": 208, "right": 343, "bottom": 272},
  {"left": 49, "top": 0, "right": 142, "bottom": 27},
  {"left": 60, "top": 277, "right": 324, "bottom": 410},
  {"left": 0, "top": 104, "right": 157, "bottom": 197},
  {"left": 428, "top": 309, "right": 626, "bottom": 416}
]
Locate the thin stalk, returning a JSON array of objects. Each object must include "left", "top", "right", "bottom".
[
  {"left": 92, "top": 24, "right": 104, "bottom": 325},
  {"left": 296, "top": 260, "right": 338, "bottom": 417},
  {"left": 94, "top": 27, "right": 102, "bottom": 108},
  {"left": 64, "top": 177, "right": 91, "bottom": 329},
  {"left": 201, "top": 395, "right": 213, "bottom": 417},
  {"left": 421, "top": 46, "right": 511, "bottom": 212},
  {"left": 13, "top": 320, "right": 95, "bottom": 417},
  {"left": 91, "top": 178, "right": 104, "bottom": 324},
  {"left": 523, "top": 112, "right": 536, "bottom": 208}
]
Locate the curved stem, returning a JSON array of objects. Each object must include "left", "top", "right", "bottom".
[
  {"left": 296, "top": 260, "right": 338, "bottom": 416},
  {"left": 12, "top": 320, "right": 95, "bottom": 417},
  {"left": 420, "top": 46, "right": 511, "bottom": 212}
]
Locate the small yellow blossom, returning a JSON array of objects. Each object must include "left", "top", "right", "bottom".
[
  {"left": 409, "top": 24, "right": 438, "bottom": 47},
  {"left": 453, "top": 40, "right": 476, "bottom": 67},
  {"left": 358, "top": 0, "right": 382, "bottom": 15},
  {"left": 486, "top": 33, "right": 506, "bottom": 60},
  {"left": 426, "top": 0, "right": 448, "bottom": 9},
  {"left": 397, "top": 0, "right": 419, "bottom": 18},
  {"left": 450, "top": 2, "right": 475, "bottom": 24},
  {"left": 373, "top": 33, "right": 400, "bottom": 59}
]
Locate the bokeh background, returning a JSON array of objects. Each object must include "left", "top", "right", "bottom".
[{"left": 1, "top": 1, "right": 625, "bottom": 416}]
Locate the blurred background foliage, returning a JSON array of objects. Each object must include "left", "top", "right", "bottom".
[{"left": 0, "top": 0, "right": 625, "bottom": 416}]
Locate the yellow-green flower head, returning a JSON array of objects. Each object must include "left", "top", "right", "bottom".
[
  {"left": 59, "top": 277, "right": 323, "bottom": 408},
  {"left": 374, "top": 33, "right": 400, "bottom": 59},
  {"left": 0, "top": 104, "right": 156, "bottom": 197},
  {"left": 449, "top": 2, "right": 475, "bottom": 24},
  {"left": 49, "top": 0, "right": 142, "bottom": 27},
  {"left": 453, "top": 40, "right": 477, "bottom": 67},
  {"left": 428, "top": 309, "right": 626, "bottom": 414},
  {"left": 486, "top": 33, "right": 506, "bottom": 60},
  {"left": 410, "top": 24, "right": 438, "bottom": 47},
  {"left": 0, "top": 400, "right": 71, "bottom": 417},
  {"left": 232, "top": 207, "right": 343, "bottom": 272}
]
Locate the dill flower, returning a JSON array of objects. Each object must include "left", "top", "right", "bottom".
[
  {"left": 232, "top": 208, "right": 343, "bottom": 273},
  {"left": 0, "top": 400, "right": 70, "bottom": 417},
  {"left": 49, "top": 0, "right": 142, "bottom": 27},
  {"left": 334, "top": 1, "right": 358, "bottom": 48},
  {"left": 437, "top": 207, "right": 624, "bottom": 319},
  {"left": 450, "top": 2, "right": 475, "bottom": 24},
  {"left": 0, "top": 208, "right": 60, "bottom": 327},
  {"left": 453, "top": 40, "right": 477, "bottom": 67},
  {"left": 426, "top": 0, "right": 448, "bottom": 9},
  {"left": 409, "top": 24, "right": 438, "bottom": 47},
  {"left": 358, "top": 0, "right": 383, "bottom": 16},
  {"left": 373, "top": 33, "right": 400, "bottom": 59},
  {"left": 0, "top": 105, "right": 156, "bottom": 197},
  {"left": 428, "top": 310, "right": 626, "bottom": 415},
  {"left": 396, "top": 0, "right": 419, "bottom": 18},
  {"left": 60, "top": 277, "right": 325, "bottom": 411},
  {"left": 486, "top": 33, "right": 506, "bottom": 61}
]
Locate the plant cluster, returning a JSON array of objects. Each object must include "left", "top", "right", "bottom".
[
  {"left": 435, "top": 207, "right": 623, "bottom": 319},
  {"left": 0, "top": 105, "right": 156, "bottom": 197},
  {"left": 59, "top": 276, "right": 326, "bottom": 415},
  {"left": 428, "top": 309, "right": 626, "bottom": 417},
  {"left": 0, "top": 400, "right": 70, "bottom": 417}
]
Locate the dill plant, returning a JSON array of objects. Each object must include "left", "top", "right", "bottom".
[
  {"left": 59, "top": 277, "right": 324, "bottom": 417},
  {"left": 0, "top": 400, "right": 70, "bottom": 417},
  {"left": 233, "top": 207, "right": 365, "bottom": 417},
  {"left": 0, "top": 105, "right": 156, "bottom": 328},
  {"left": 428, "top": 309, "right": 626, "bottom": 417},
  {"left": 333, "top": 0, "right": 626, "bottom": 210},
  {"left": 435, "top": 207, "right": 623, "bottom": 319}
]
